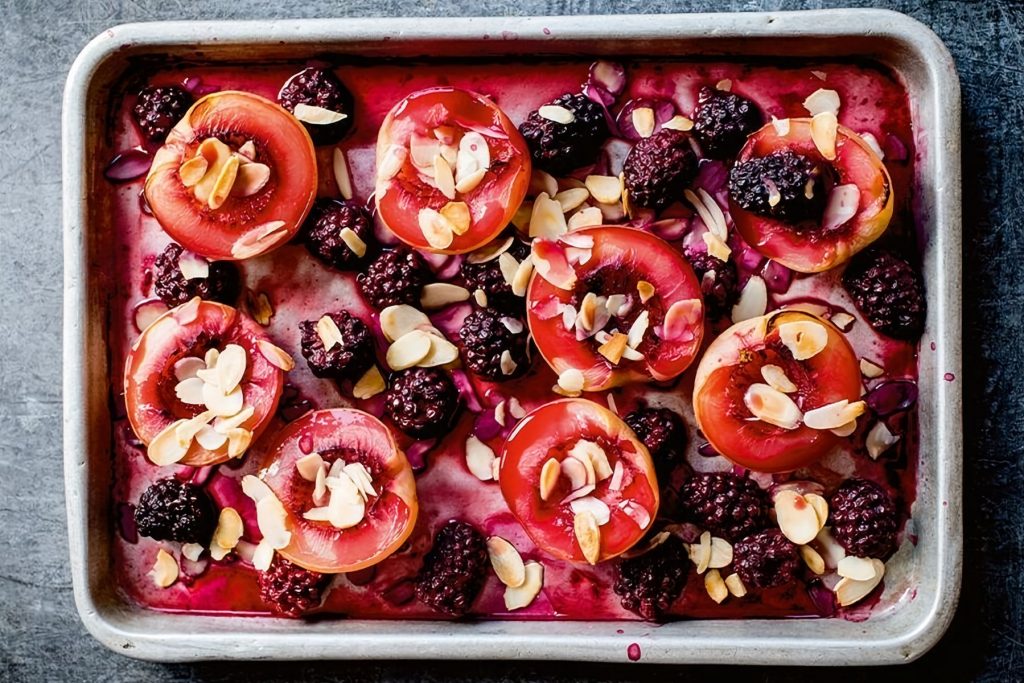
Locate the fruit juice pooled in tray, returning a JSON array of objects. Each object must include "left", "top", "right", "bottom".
[{"left": 100, "top": 56, "right": 924, "bottom": 621}]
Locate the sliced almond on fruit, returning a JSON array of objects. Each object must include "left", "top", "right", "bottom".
[
  {"left": 567, "top": 206, "right": 603, "bottom": 230},
  {"left": 731, "top": 276, "right": 767, "bottom": 323},
  {"left": 760, "top": 364, "right": 798, "bottom": 393},
  {"left": 212, "top": 507, "right": 243, "bottom": 551},
  {"left": 179, "top": 156, "right": 209, "bottom": 187},
  {"left": 774, "top": 489, "right": 824, "bottom": 545},
  {"left": 838, "top": 555, "right": 878, "bottom": 581},
  {"left": 418, "top": 334, "right": 459, "bottom": 367},
  {"left": 511, "top": 258, "right": 534, "bottom": 297},
  {"left": 584, "top": 174, "right": 622, "bottom": 204},
  {"left": 339, "top": 227, "right": 367, "bottom": 258},
  {"left": 487, "top": 536, "right": 527, "bottom": 588},
  {"left": 150, "top": 548, "right": 179, "bottom": 588},
  {"left": 202, "top": 381, "right": 244, "bottom": 418},
  {"left": 498, "top": 252, "right": 520, "bottom": 288},
  {"left": 771, "top": 116, "right": 791, "bottom": 136},
  {"left": 662, "top": 115, "right": 694, "bottom": 132},
  {"left": 215, "top": 344, "right": 247, "bottom": 394},
  {"left": 378, "top": 144, "right": 408, "bottom": 182},
  {"left": 174, "top": 356, "right": 205, "bottom": 382},
  {"left": 831, "top": 420, "right": 858, "bottom": 437},
  {"left": 503, "top": 561, "right": 544, "bottom": 611},
  {"left": 467, "top": 235, "right": 514, "bottom": 264},
  {"left": 226, "top": 427, "right": 252, "bottom": 458},
  {"left": 556, "top": 368, "right": 585, "bottom": 396},
  {"left": 573, "top": 510, "right": 601, "bottom": 564},
  {"left": 834, "top": 559, "right": 885, "bottom": 606},
  {"left": 662, "top": 299, "right": 702, "bottom": 341},
  {"left": 147, "top": 419, "right": 191, "bottom": 465},
  {"left": 174, "top": 377, "right": 206, "bottom": 405},
  {"left": 195, "top": 424, "right": 228, "bottom": 450},
  {"left": 778, "top": 320, "right": 829, "bottom": 360},
  {"left": 805, "top": 493, "right": 829, "bottom": 527},
  {"left": 618, "top": 500, "right": 651, "bottom": 530},
  {"left": 803, "top": 399, "right": 866, "bottom": 430},
  {"left": 569, "top": 496, "right": 611, "bottom": 526},
  {"left": 465, "top": 435, "right": 496, "bottom": 481},
  {"left": 530, "top": 169, "right": 559, "bottom": 198},
  {"left": 432, "top": 154, "right": 457, "bottom": 200},
  {"left": 386, "top": 329, "right": 433, "bottom": 370},
  {"left": 708, "top": 537, "right": 733, "bottom": 569},
  {"left": 626, "top": 310, "right": 649, "bottom": 349},
  {"left": 454, "top": 167, "right": 487, "bottom": 194},
  {"left": 529, "top": 192, "right": 568, "bottom": 239},
  {"left": 538, "top": 104, "right": 574, "bottom": 124},
  {"left": 831, "top": 311, "right": 855, "bottom": 331},
  {"left": 255, "top": 492, "right": 291, "bottom": 549},
  {"left": 173, "top": 297, "right": 202, "bottom": 326},
  {"left": 636, "top": 280, "right": 655, "bottom": 304},
  {"left": 212, "top": 405, "right": 254, "bottom": 434},
  {"left": 724, "top": 573, "right": 747, "bottom": 598},
  {"left": 251, "top": 540, "right": 275, "bottom": 571},
  {"left": 560, "top": 456, "right": 588, "bottom": 491},
  {"left": 704, "top": 569, "right": 729, "bottom": 604},
  {"left": 418, "top": 208, "right": 455, "bottom": 249},
  {"left": 420, "top": 282, "right": 470, "bottom": 309},
  {"left": 229, "top": 220, "right": 288, "bottom": 259},
  {"left": 380, "top": 304, "right": 432, "bottom": 343},
  {"left": 811, "top": 111, "right": 838, "bottom": 160},
  {"left": 293, "top": 103, "right": 347, "bottom": 125},
  {"left": 232, "top": 162, "right": 271, "bottom": 198},
  {"left": 208, "top": 155, "right": 240, "bottom": 210},
  {"left": 598, "top": 332, "right": 629, "bottom": 365},
  {"left": 800, "top": 544, "right": 826, "bottom": 575},
  {"left": 174, "top": 410, "right": 215, "bottom": 448},
  {"left": 351, "top": 365, "right": 385, "bottom": 400},
  {"left": 177, "top": 251, "right": 210, "bottom": 281},
  {"left": 539, "top": 458, "right": 560, "bottom": 501},
  {"left": 703, "top": 230, "right": 732, "bottom": 262},
  {"left": 631, "top": 107, "right": 656, "bottom": 138},
  {"left": 572, "top": 439, "right": 612, "bottom": 481},
  {"left": 803, "top": 88, "right": 841, "bottom": 117},
  {"left": 439, "top": 201, "right": 471, "bottom": 235},
  {"left": 860, "top": 357, "right": 885, "bottom": 378},
  {"left": 744, "top": 383, "right": 803, "bottom": 430},
  {"left": 608, "top": 460, "right": 624, "bottom": 491},
  {"left": 554, "top": 188, "right": 590, "bottom": 213},
  {"left": 866, "top": 421, "right": 900, "bottom": 459},
  {"left": 296, "top": 452, "right": 326, "bottom": 482}
]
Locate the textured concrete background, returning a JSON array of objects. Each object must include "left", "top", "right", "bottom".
[{"left": 0, "top": 0, "right": 1017, "bottom": 680}]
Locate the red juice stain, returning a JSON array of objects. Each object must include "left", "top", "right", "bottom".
[
  {"left": 944, "top": 373, "right": 955, "bottom": 382},
  {"left": 627, "top": 642, "right": 641, "bottom": 661},
  {"left": 298, "top": 433, "right": 314, "bottom": 454}
]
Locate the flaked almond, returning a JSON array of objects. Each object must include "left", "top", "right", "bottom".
[
  {"left": 420, "top": 282, "right": 470, "bottom": 309},
  {"left": 251, "top": 540, "right": 275, "bottom": 571},
  {"left": 632, "top": 107, "right": 656, "bottom": 138},
  {"left": 386, "top": 329, "right": 434, "bottom": 370},
  {"left": 778, "top": 320, "right": 829, "bottom": 360},
  {"left": 380, "top": 304, "right": 431, "bottom": 343},
  {"left": 570, "top": 496, "right": 611, "bottom": 526},
  {"left": 831, "top": 420, "right": 858, "bottom": 437},
  {"left": 703, "top": 230, "right": 732, "bottom": 262},
  {"left": 708, "top": 537, "right": 733, "bottom": 569},
  {"left": 803, "top": 399, "right": 866, "bottom": 430},
  {"left": 467, "top": 235, "right": 514, "bottom": 265},
  {"left": 866, "top": 421, "right": 900, "bottom": 459},
  {"left": 465, "top": 435, "right": 496, "bottom": 481},
  {"left": 256, "top": 339, "right": 295, "bottom": 371},
  {"left": 213, "top": 405, "right": 254, "bottom": 435},
  {"left": 208, "top": 155, "right": 240, "bottom": 210},
  {"left": 626, "top": 310, "right": 649, "bottom": 349},
  {"left": 150, "top": 548, "right": 179, "bottom": 588},
  {"left": 554, "top": 187, "right": 590, "bottom": 214},
  {"left": 226, "top": 427, "right": 252, "bottom": 458},
  {"left": 567, "top": 206, "right": 603, "bottom": 230},
  {"left": 182, "top": 543, "right": 204, "bottom": 562},
  {"left": 439, "top": 201, "right": 471, "bottom": 235},
  {"left": 584, "top": 174, "right": 622, "bottom": 204},
  {"left": 529, "top": 192, "right": 568, "bottom": 239},
  {"left": 418, "top": 334, "right": 459, "bottom": 367},
  {"left": 693, "top": 531, "right": 713, "bottom": 574},
  {"left": 508, "top": 397, "right": 527, "bottom": 420},
  {"left": 704, "top": 569, "right": 729, "bottom": 604},
  {"left": 811, "top": 111, "right": 838, "bottom": 160},
  {"left": 511, "top": 258, "right": 534, "bottom": 297},
  {"left": 662, "top": 299, "right": 702, "bottom": 341},
  {"left": 173, "top": 296, "right": 202, "bottom": 325},
  {"left": 255, "top": 490, "right": 292, "bottom": 549},
  {"left": 860, "top": 357, "right": 885, "bottom": 378},
  {"left": 179, "top": 156, "right": 209, "bottom": 187},
  {"left": 339, "top": 227, "right": 367, "bottom": 258},
  {"left": 212, "top": 507, "right": 243, "bottom": 551},
  {"left": 838, "top": 556, "right": 878, "bottom": 581},
  {"left": 724, "top": 572, "right": 747, "bottom": 598},
  {"left": 175, "top": 410, "right": 215, "bottom": 447},
  {"left": 685, "top": 189, "right": 727, "bottom": 241},
  {"left": 539, "top": 457, "right": 560, "bottom": 501},
  {"left": 800, "top": 544, "right": 826, "bottom": 575},
  {"left": 344, "top": 462, "right": 377, "bottom": 500},
  {"left": 293, "top": 103, "right": 347, "bottom": 125},
  {"left": 503, "top": 561, "right": 544, "bottom": 611},
  {"left": 195, "top": 425, "right": 227, "bottom": 450},
  {"left": 332, "top": 147, "right": 353, "bottom": 199},
  {"left": 771, "top": 116, "right": 791, "bottom": 136},
  {"left": 573, "top": 510, "right": 601, "bottom": 564},
  {"left": 637, "top": 280, "right": 655, "bottom": 303},
  {"left": 296, "top": 452, "right": 326, "bottom": 482},
  {"left": 803, "top": 88, "right": 841, "bottom": 117},
  {"left": 662, "top": 115, "right": 694, "bottom": 132},
  {"left": 560, "top": 456, "right": 589, "bottom": 491},
  {"left": 761, "top": 364, "right": 798, "bottom": 393},
  {"left": 744, "top": 383, "right": 802, "bottom": 430},
  {"left": 147, "top": 419, "right": 191, "bottom": 466},
  {"left": 835, "top": 559, "right": 885, "bottom": 606},
  {"left": 487, "top": 536, "right": 527, "bottom": 588},
  {"left": 174, "top": 377, "right": 205, "bottom": 405},
  {"left": 608, "top": 459, "right": 624, "bottom": 491},
  {"left": 230, "top": 221, "right": 289, "bottom": 259},
  {"left": 377, "top": 144, "right": 408, "bottom": 182},
  {"left": 174, "top": 356, "right": 205, "bottom": 382},
  {"left": 232, "top": 162, "right": 271, "bottom": 198},
  {"left": 454, "top": 167, "right": 487, "bottom": 194},
  {"left": 805, "top": 493, "right": 829, "bottom": 527},
  {"left": 831, "top": 311, "right": 855, "bottom": 330},
  {"left": 618, "top": 500, "right": 651, "bottom": 530},
  {"left": 499, "top": 350, "right": 518, "bottom": 376},
  {"left": 598, "top": 332, "right": 629, "bottom": 364},
  {"left": 538, "top": 104, "right": 574, "bottom": 124},
  {"left": 557, "top": 368, "right": 585, "bottom": 395},
  {"left": 774, "top": 489, "right": 824, "bottom": 545},
  {"left": 530, "top": 169, "right": 559, "bottom": 197},
  {"left": 418, "top": 208, "right": 455, "bottom": 249},
  {"left": 176, "top": 251, "right": 210, "bottom": 281},
  {"left": 498, "top": 251, "right": 520, "bottom": 288},
  {"left": 432, "top": 154, "right": 456, "bottom": 200}
]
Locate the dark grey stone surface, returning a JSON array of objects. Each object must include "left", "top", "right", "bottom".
[{"left": 0, "top": 0, "right": 1016, "bottom": 680}]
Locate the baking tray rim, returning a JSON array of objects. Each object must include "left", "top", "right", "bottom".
[{"left": 62, "top": 9, "right": 962, "bottom": 665}]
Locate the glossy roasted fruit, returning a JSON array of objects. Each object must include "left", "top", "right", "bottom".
[
  {"left": 357, "top": 248, "right": 430, "bottom": 309},
  {"left": 729, "top": 149, "right": 827, "bottom": 223},
  {"left": 842, "top": 249, "right": 925, "bottom": 339},
  {"left": 692, "top": 86, "right": 762, "bottom": 160},
  {"left": 677, "top": 472, "right": 770, "bottom": 542},
  {"left": 302, "top": 198, "right": 375, "bottom": 270},
  {"left": 460, "top": 235, "right": 531, "bottom": 311},
  {"left": 278, "top": 67, "right": 355, "bottom": 145},
  {"left": 384, "top": 367, "right": 460, "bottom": 439},
  {"left": 683, "top": 249, "right": 738, "bottom": 320},
  {"left": 829, "top": 478, "right": 898, "bottom": 559},
  {"left": 458, "top": 309, "right": 530, "bottom": 381},
  {"left": 613, "top": 535, "right": 689, "bottom": 620},
  {"left": 623, "top": 129, "right": 698, "bottom": 211},
  {"left": 623, "top": 407, "right": 687, "bottom": 481},
  {"left": 415, "top": 520, "right": 489, "bottom": 616},
  {"left": 733, "top": 529, "right": 801, "bottom": 589},
  {"left": 133, "top": 86, "right": 194, "bottom": 144},
  {"left": 519, "top": 93, "right": 610, "bottom": 175},
  {"left": 258, "top": 556, "right": 330, "bottom": 617},
  {"left": 152, "top": 242, "right": 240, "bottom": 307},
  {"left": 134, "top": 478, "right": 217, "bottom": 544},
  {"left": 299, "top": 310, "right": 376, "bottom": 381}
]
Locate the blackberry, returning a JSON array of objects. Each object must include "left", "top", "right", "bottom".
[
  {"left": 133, "top": 86, "right": 193, "bottom": 144},
  {"left": 460, "top": 237, "right": 530, "bottom": 311},
  {"left": 152, "top": 242, "right": 239, "bottom": 307},
  {"left": 692, "top": 86, "right": 763, "bottom": 160},
  {"left": 613, "top": 535, "right": 688, "bottom": 620},
  {"left": 458, "top": 309, "right": 530, "bottom": 381},
  {"left": 829, "top": 479, "right": 899, "bottom": 559},
  {"left": 277, "top": 67, "right": 355, "bottom": 145},
  {"left": 299, "top": 310, "right": 375, "bottom": 381},
  {"left": 357, "top": 248, "right": 430, "bottom": 309},
  {"left": 134, "top": 478, "right": 217, "bottom": 544},
  {"left": 684, "top": 249, "right": 739, "bottom": 319},
  {"left": 384, "top": 367, "right": 460, "bottom": 439},
  {"left": 258, "top": 556, "right": 329, "bottom": 617},
  {"left": 302, "top": 198, "right": 375, "bottom": 270},
  {"left": 415, "top": 520, "right": 489, "bottom": 616},
  {"left": 623, "top": 129, "right": 698, "bottom": 212},
  {"left": 518, "top": 93, "right": 609, "bottom": 175},
  {"left": 842, "top": 250, "right": 925, "bottom": 340},
  {"left": 677, "top": 472, "right": 770, "bottom": 542},
  {"left": 624, "top": 407, "right": 687, "bottom": 480},
  {"left": 733, "top": 529, "right": 801, "bottom": 589},
  {"left": 728, "top": 150, "right": 827, "bottom": 224}
]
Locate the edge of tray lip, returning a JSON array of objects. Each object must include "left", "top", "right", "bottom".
[{"left": 62, "top": 8, "right": 962, "bottom": 665}]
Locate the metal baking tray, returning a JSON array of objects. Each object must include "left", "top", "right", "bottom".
[{"left": 62, "top": 10, "right": 962, "bottom": 665}]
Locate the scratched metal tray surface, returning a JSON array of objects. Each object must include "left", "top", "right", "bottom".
[{"left": 62, "top": 10, "right": 962, "bottom": 665}]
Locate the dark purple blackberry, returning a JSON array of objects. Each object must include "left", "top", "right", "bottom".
[
  {"left": 357, "top": 248, "right": 430, "bottom": 309},
  {"left": 733, "top": 529, "right": 801, "bottom": 589},
  {"left": 677, "top": 472, "right": 770, "bottom": 542},
  {"left": 460, "top": 237, "right": 530, "bottom": 311},
  {"left": 384, "top": 367, "right": 460, "bottom": 438},
  {"left": 277, "top": 67, "right": 354, "bottom": 145},
  {"left": 258, "top": 556, "right": 329, "bottom": 617},
  {"left": 458, "top": 309, "right": 530, "bottom": 381},
  {"left": 842, "top": 250, "right": 925, "bottom": 340},
  {"left": 152, "top": 242, "right": 239, "bottom": 307},
  {"left": 133, "top": 86, "right": 193, "bottom": 143},
  {"left": 684, "top": 249, "right": 739, "bottom": 319},
  {"left": 302, "top": 198, "right": 375, "bottom": 270},
  {"left": 518, "top": 93, "right": 610, "bottom": 175},
  {"left": 134, "top": 478, "right": 217, "bottom": 545},
  {"left": 692, "top": 86, "right": 763, "bottom": 160},
  {"left": 728, "top": 150, "right": 827, "bottom": 224},
  {"left": 613, "top": 535, "right": 688, "bottom": 620},
  {"left": 623, "top": 129, "right": 698, "bottom": 212},
  {"left": 415, "top": 520, "right": 489, "bottom": 616},
  {"left": 624, "top": 407, "right": 687, "bottom": 480},
  {"left": 299, "top": 310, "right": 375, "bottom": 381},
  {"left": 829, "top": 479, "right": 899, "bottom": 559}
]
